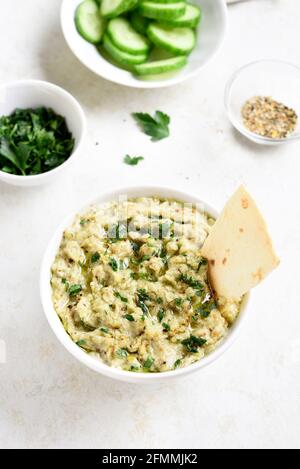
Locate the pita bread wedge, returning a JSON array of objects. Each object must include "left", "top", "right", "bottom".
[{"left": 201, "top": 186, "right": 280, "bottom": 300}]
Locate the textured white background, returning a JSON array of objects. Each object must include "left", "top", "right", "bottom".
[{"left": 0, "top": 0, "right": 300, "bottom": 450}]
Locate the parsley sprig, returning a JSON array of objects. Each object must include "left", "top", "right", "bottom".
[
  {"left": 124, "top": 155, "right": 144, "bottom": 166},
  {"left": 132, "top": 111, "right": 170, "bottom": 141}
]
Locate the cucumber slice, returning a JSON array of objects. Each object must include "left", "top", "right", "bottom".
[
  {"left": 103, "top": 34, "right": 148, "bottom": 68},
  {"left": 101, "top": 0, "right": 138, "bottom": 19},
  {"left": 131, "top": 11, "right": 151, "bottom": 35},
  {"left": 107, "top": 18, "right": 150, "bottom": 55},
  {"left": 148, "top": 23, "right": 196, "bottom": 55},
  {"left": 162, "top": 4, "right": 201, "bottom": 28},
  {"left": 139, "top": 2, "right": 187, "bottom": 21},
  {"left": 75, "top": 0, "right": 106, "bottom": 44},
  {"left": 134, "top": 56, "right": 188, "bottom": 75}
]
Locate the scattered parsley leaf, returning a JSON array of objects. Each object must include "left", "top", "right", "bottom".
[
  {"left": 124, "top": 155, "right": 144, "bottom": 166},
  {"left": 162, "top": 322, "right": 171, "bottom": 332},
  {"left": 100, "top": 327, "right": 109, "bottom": 333},
  {"left": 132, "top": 111, "right": 170, "bottom": 141}
]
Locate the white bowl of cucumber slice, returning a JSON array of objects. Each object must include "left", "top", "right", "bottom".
[{"left": 61, "top": 0, "right": 227, "bottom": 88}]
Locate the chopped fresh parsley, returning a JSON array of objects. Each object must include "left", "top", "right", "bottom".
[
  {"left": 174, "top": 359, "right": 182, "bottom": 369},
  {"left": 174, "top": 298, "right": 183, "bottom": 307},
  {"left": 198, "top": 258, "right": 208, "bottom": 270},
  {"left": 157, "top": 309, "right": 165, "bottom": 322},
  {"left": 114, "top": 291, "right": 128, "bottom": 303},
  {"left": 109, "top": 258, "right": 119, "bottom": 272},
  {"left": 124, "top": 314, "right": 135, "bottom": 322},
  {"left": 179, "top": 274, "right": 204, "bottom": 292},
  {"left": 194, "top": 301, "right": 217, "bottom": 319},
  {"left": 137, "top": 289, "right": 151, "bottom": 302},
  {"left": 91, "top": 252, "right": 100, "bottom": 263},
  {"left": 117, "top": 348, "right": 128, "bottom": 358},
  {"left": 144, "top": 357, "right": 154, "bottom": 369},
  {"left": 69, "top": 284, "right": 82, "bottom": 297},
  {"left": 182, "top": 336, "right": 207, "bottom": 353},
  {"left": 76, "top": 340, "right": 86, "bottom": 347},
  {"left": 132, "top": 111, "right": 170, "bottom": 142},
  {"left": 100, "top": 327, "right": 109, "bottom": 333},
  {"left": 0, "top": 107, "right": 74, "bottom": 176},
  {"left": 162, "top": 323, "right": 171, "bottom": 332},
  {"left": 124, "top": 155, "right": 144, "bottom": 166},
  {"left": 137, "top": 289, "right": 150, "bottom": 315}
]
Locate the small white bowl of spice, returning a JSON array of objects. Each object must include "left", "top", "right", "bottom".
[{"left": 225, "top": 60, "right": 300, "bottom": 145}]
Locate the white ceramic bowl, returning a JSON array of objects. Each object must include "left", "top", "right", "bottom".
[
  {"left": 40, "top": 186, "right": 250, "bottom": 384},
  {"left": 61, "top": 0, "right": 228, "bottom": 89},
  {"left": 225, "top": 60, "right": 300, "bottom": 146},
  {"left": 0, "top": 80, "right": 86, "bottom": 187}
]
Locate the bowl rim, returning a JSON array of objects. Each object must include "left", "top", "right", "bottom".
[
  {"left": 40, "top": 185, "right": 251, "bottom": 383},
  {"left": 224, "top": 59, "right": 300, "bottom": 144},
  {"left": 60, "top": 0, "right": 228, "bottom": 89},
  {"left": 0, "top": 79, "right": 87, "bottom": 183}
]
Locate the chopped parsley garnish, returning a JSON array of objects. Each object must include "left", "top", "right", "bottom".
[
  {"left": 117, "top": 348, "right": 128, "bottom": 358},
  {"left": 137, "top": 289, "right": 151, "bottom": 302},
  {"left": 80, "top": 219, "right": 87, "bottom": 226},
  {"left": 194, "top": 301, "right": 217, "bottom": 319},
  {"left": 174, "top": 359, "right": 182, "bottom": 369},
  {"left": 182, "top": 336, "right": 207, "bottom": 353},
  {"left": 109, "top": 258, "right": 119, "bottom": 272},
  {"left": 198, "top": 258, "right": 208, "bottom": 270},
  {"left": 144, "top": 357, "right": 154, "bottom": 369},
  {"left": 124, "top": 154, "right": 144, "bottom": 166},
  {"left": 157, "top": 309, "right": 165, "bottom": 322},
  {"left": 174, "top": 298, "right": 183, "bottom": 307},
  {"left": 179, "top": 274, "right": 204, "bottom": 291},
  {"left": 114, "top": 292, "right": 128, "bottom": 303},
  {"left": 0, "top": 107, "right": 74, "bottom": 176},
  {"left": 91, "top": 252, "right": 100, "bottom": 263},
  {"left": 100, "top": 327, "right": 109, "bottom": 333},
  {"left": 69, "top": 284, "right": 82, "bottom": 297},
  {"left": 132, "top": 111, "right": 170, "bottom": 142},
  {"left": 124, "top": 314, "right": 135, "bottom": 322},
  {"left": 137, "top": 289, "right": 150, "bottom": 315},
  {"left": 139, "top": 272, "right": 157, "bottom": 282},
  {"left": 76, "top": 340, "right": 86, "bottom": 347},
  {"left": 162, "top": 323, "right": 171, "bottom": 332}
]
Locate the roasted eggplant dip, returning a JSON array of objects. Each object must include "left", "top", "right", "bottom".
[{"left": 51, "top": 197, "right": 241, "bottom": 373}]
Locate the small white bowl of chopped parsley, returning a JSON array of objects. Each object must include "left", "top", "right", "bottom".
[
  {"left": 0, "top": 80, "right": 86, "bottom": 186},
  {"left": 225, "top": 60, "right": 300, "bottom": 145}
]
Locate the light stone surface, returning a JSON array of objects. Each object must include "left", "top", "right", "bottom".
[{"left": 0, "top": 0, "right": 300, "bottom": 449}]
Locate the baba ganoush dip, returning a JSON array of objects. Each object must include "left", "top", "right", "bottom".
[{"left": 51, "top": 197, "right": 241, "bottom": 373}]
